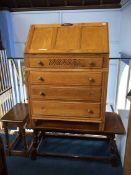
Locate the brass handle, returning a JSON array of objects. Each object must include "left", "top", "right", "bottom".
[
  {"left": 89, "top": 62, "right": 95, "bottom": 66},
  {"left": 40, "top": 92, "right": 45, "bottom": 96},
  {"left": 38, "top": 77, "right": 44, "bottom": 81},
  {"left": 88, "top": 78, "right": 94, "bottom": 82},
  {"left": 87, "top": 109, "right": 93, "bottom": 114},
  {"left": 38, "top": 61, "right": 44, "bottom": 66},
  {"left": 61, "top": 23, "right": 73, "bottom": 26}
]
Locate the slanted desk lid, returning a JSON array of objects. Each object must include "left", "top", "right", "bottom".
[{"left": 24, "top": 23, "right": 109, "bottom": 54}]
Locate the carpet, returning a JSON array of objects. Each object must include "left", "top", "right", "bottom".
[{"left": 1, "top": 134, "right": 123, "bottom": 175}]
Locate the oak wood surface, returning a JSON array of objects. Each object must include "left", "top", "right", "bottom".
[
  {"left": 29, "top": 70, "right": 102, "bottom": 86},
  {"left": 24, "top": 22, "right": 109, "bottom": 131},
  {"left": 30, "top": 112, "right": 125, "bottom": 135},
  {"left": 29, "top": 56, "right": 103, "bottom": 69},
  {"left": 31, "top": 100, "right": 100, "bottom": 119},
  {"left": 24, "top": 23, "right": 109, "bottom": 54},
  {"left": 30, "top": 85, "right": 101, "bottom": 101},
  {"left": 1, "top": 103, "right": 28, "bottom": 124}
]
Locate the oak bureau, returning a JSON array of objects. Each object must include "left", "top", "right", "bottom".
[{"left": 24, "top": 23, "right": 109, "bottom": 131}]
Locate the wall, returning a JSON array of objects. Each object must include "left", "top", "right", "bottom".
[
  {"left": 11, "top": 9, "right": 121, "bottom": 58},
  {"left": 0, "top": 11, "right": 15, "bottom": 57},
  {"left": 120, "top": 1, "right": 131, "bottom": 56}
]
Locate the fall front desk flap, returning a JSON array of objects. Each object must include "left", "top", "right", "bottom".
[{"left": 24, "top": 23, "right": 109, "bottom": 54}]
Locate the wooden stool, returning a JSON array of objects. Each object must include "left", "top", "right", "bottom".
[{"left": 1, "top": 103, "right": 29, "bottom": 157}]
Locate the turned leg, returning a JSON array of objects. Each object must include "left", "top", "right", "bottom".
[
  {"left": 31, "top": 129, "right": 38, "bottom": 160},
  {"left": 4, "top": 126, "right": 10, "bottom": 155},
  {"left": 21, "top": 128, "right": 28, "bottom": 157},
  {"left": 18, "top": 128, "right": 22, "bottom": 140},
  {"left": 109, "top": 134, "right": 118, "bottom": 167}
]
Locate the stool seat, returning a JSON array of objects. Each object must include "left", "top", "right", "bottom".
[
  {"left": 1, "top": 103, "right": 28, "bottom": 126},
  {"left": 1, "top": 103, "right": 29, "bottom": 157}
]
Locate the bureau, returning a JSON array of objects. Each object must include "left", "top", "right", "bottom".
[{"left": 24, "top": 23, "right": 109, "bottom": 131}]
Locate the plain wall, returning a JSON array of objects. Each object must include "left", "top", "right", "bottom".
[
  {"left": 120, "top": 1, "right": 131, "bottom": 56},
  {"left": 0, "top": 11, "right": 15, "bottom": 57}
]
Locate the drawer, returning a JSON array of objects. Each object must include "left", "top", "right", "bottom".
[
  {"left": 29, "top": 57, "right": 103, "bottom": 69},
  {"left": 29, "top": 71, "right": 102, "bottom": 86},
  {"left": 31, "top": 101, "right": 100, "bottom": 119},
  {"left": 30, "top": 85, "right": 101, "bottom": 102}
]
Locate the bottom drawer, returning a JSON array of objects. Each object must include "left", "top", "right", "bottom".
[{"left": 31, "top": 101, "right": 100, "bottom": 120}]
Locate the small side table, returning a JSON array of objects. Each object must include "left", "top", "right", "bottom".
[{"left": 1, "top": 103, "right": 29, "bottom": 157}]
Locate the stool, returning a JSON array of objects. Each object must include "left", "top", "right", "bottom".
[{"left": 1, "top": 103, "right": 29, "bottom": 157}]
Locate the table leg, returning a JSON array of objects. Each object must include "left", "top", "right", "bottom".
[
  {"left": 109, "top": 134, "right": 118, "bottom": 167},
  {"left": 21, "top": 128, "right": 28, "bottom": 157},
  {"left": 4, "top": 127, "right": 10, "bottom": 156},
  {"left": 31, "top": 129, "right": 38, "bottom": 160},
  {"left": 18, "top": 128, "right": 22, "bottom": 140}
]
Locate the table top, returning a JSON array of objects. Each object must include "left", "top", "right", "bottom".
[
  {"left": 1, "top": 103, "right": 28, "bottom": 123},
  {"left": 1, "top": 103, "right": 125, "bottom": 135},
  {"left": 31, "top": 112, "right": 125, "bottom": 135}
]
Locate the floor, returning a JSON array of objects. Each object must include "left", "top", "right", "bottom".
[{"left": 2, "top": 134, "right": 123, "bottom": 175}]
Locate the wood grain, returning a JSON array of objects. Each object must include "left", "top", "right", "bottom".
[
  {"left": 24, "top": 23, "right": 109, "bottom": 54},
  {"left": 24, "top": 22, "right": 109, "bottom": 131},
  {"left": 31, "top": 100, "right": 100, "bottom": 119},
  {"left": 29, "top": 70, "right": 102, "bottom": 86},
  {"left": 30, "top": 85, "right": 101, "bottom": 101}
]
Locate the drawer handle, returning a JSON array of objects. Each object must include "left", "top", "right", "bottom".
[
  {"left": 87, "top": 109, "right": 93, "bottom": 114},
  {"left": 88, "top": 78, "right": 94, "bottom": 82},
  {"left": 38, "top": 77, "right": 44, "bottom": 81},
  {"left": 89, "top": 62, "right": 95, "bottom": 66},
  {"left": 38, "top": 61, "right": 44, "bottom": 66},
  {"left": 40, "top": 92, "right": 45, "bottom": 96}
]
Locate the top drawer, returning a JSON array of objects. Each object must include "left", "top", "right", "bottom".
[{"left": 28, "top": 57, "right": 103, "bottom": 69}]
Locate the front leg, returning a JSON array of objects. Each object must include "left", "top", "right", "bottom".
[
  {"left": 31, "top": 129, "right": 39, "bottom": 160},
  {"left": 4, "top": 126, "right": 11, "bottom": 156},
  {"left": 109, "top": 134, "right": 118, "bottom": 167}
]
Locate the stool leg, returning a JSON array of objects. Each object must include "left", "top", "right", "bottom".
[
  {"left": 31, "top": 130, "right": 38, "bottom": 160},
  {"left": 18, "top": 128, "right": 22, "bottom": 140},
  {"left": 4, "top": 127, "right": 10, "bottom": 156},
  {"left": 21, "top": 128, "right": 28, "bottom": 157}
]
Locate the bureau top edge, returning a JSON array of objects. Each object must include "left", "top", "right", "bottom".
[{"left": 24, "top": 22, "right": 109, "bottom": 54}]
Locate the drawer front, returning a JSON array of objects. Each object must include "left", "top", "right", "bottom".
[
  {"left": 31, "top": 101, "right": 100, "bottom": 119},
  {"left": 30, "top": 85, "right": 101, "bottom": 102},
  {"left": 29, "top": 57, "right": 103, "bottom": 69},
  {"left": 29, "top": 71, "right": 102, "bottom": 86}
]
